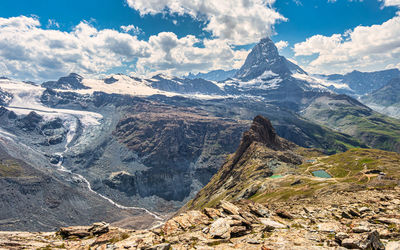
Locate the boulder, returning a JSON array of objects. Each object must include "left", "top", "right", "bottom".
[
  {"left": 353, "top": 225, "right": 371, "bottom": 233},
  {"left": 147, "top": 243, "right": 171, "bottom": 250},
  {"left": 203, "top": 207, "right": 222, "bottom": 220},
  {"left": 230, "top": 226, "right": 248, "bottom": 237},
  {"left": 276, "top": 210, "right": 294, "bottom": 220},
  {"left": 259, "top": 218, "right": 286, "bottom": 231},
  {"left": 317, "top": 222, "right": 341, "bottom": 233},
  {"left": 219, "top": 201, "right": 241, "bottom": 215},
  {"left": 209, "top": 218, "right": 231, "bottom": 239},
  {"left": 58, "top": 226, "right": 91, "bottom": 239},
  {"left": 247, "top": 202, "right": 270, "bottom": 218},
  {"left": 89, "top": 222, "right": 109, "bottom": 235}
]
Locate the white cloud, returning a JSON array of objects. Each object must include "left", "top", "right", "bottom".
[
  {"left": 135, "top": 32, "right": 248, "bottom": 76},
  {"left": 293, "top": 14, "right": 400, "bottom": 74},
  {"left": 0, "top": 16, "right": 249, "bottom": 81},
  {"left": 125, "top": 0, "right": 286, "bottom": 45},
  {"left": 0, "top": 16, "right": 150, "bottom": 81},
  {"left": 47, "top": 19, "right": 60, "bottom": 29},
  {"left": 381, "top": 0, "right": 400, "bottom": 7},
  {"left": 275, "top": 40, "right": 288, "bottom": 51},
  {"left": 120, "top": 24, "right": 142, "bottom": 35}
]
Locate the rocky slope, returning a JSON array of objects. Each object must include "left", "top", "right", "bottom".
[
  {"left": 2, "top": 116, "right": 399, "bottom": 249},
  {"left": 361, "top": 78, "right": 400, "bottom": 119}
]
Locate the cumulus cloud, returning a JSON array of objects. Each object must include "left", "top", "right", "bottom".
[
  {"left": 120, "top": 24, "right": 142, "bottom": 35},
  {"left": 125, "top": 0, "right": 286, "bottom": 45},
  {"left": 275, "top": 40, "right": 288, "bottom": 51},
  {"left": 0, "top": 16, "right": 249, "bottom": 81},
  {"left": 0, "top": 16, "right": 150, "bottom": 81},
  {"left": 293, "top": 14, "right": 400, "bottom": 74},
  {"left": 135, "top": 32, "right": 248, "bottom": 76}
]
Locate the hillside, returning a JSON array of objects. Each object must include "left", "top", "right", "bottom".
[{"left": 301, "top": 93, "right": 400, "bottom": 153}]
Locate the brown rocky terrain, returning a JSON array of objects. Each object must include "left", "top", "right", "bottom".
[
  {"left": 0, "top": 115, "right": 399, "bottom": 249},
  {"left": 0, "top": 188, "right": 399, "bottom": 249}
]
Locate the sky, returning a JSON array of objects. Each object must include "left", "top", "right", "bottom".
[{"left": 0, "top": 0, "right": 399, "bottom": 81}]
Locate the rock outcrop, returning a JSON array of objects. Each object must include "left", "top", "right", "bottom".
[{"left": 186, "top": 115, "right": 302, "bottom": 209}]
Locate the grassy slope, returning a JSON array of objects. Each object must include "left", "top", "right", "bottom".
[
  {"left": 186, "top": 147, "right": 400, "bottom": 210},
  {"left": 301, "top": 95, "right": 400, "bottom": 153}
]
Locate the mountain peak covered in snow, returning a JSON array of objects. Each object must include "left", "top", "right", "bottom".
[{"left": 235, "top": 37, "right": 306, "bottom": 81}]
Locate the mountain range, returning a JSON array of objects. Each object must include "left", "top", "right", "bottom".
[{"left": 0, "top": 37, "right": 399, "bottom": 231}]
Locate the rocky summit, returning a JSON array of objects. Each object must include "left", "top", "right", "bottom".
[{"left": 1, "top": 115, "right": 399, "bottom": 249}]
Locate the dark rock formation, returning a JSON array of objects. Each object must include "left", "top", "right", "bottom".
[{"left": 42, "top": 73, "right": 89, "bottom": 90}]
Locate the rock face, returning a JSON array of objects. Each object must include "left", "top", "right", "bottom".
[
  {"left": 42, "top": 73, "right": 89, "bottom": 90},
  {"left": 112, "top": 108, "right": 247, "bottom": 201}
]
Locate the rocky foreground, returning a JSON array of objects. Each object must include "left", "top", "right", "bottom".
[{"left": 0, "top": 187, "right": 399, "bottom": 249}]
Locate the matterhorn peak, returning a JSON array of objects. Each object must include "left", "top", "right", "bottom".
[{"left": 235, "top": 37, "right": 306, "bottom": 81}]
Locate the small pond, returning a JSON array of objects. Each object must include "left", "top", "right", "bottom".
[
  {"left": 269, "top": 175, "right": 283, "bottom": 179},
  {"left": 312, "top": 170, "right": 332, "bottom": 178}
]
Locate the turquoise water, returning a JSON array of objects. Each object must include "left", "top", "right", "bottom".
[{"left": 312, "top": 170, "right": 332, "bottom": 178}]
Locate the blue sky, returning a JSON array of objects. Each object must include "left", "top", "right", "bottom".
[{"left": 0, "top": 0, "right": 399, "bottom": 81}]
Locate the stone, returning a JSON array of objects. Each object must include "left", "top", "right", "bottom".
[
  {"left": 341, "top": 211, "right": 353, "bottom": 219},
  {"left": 247, "top": 238, "right": 261, "bottom": 244},
  {"left": 349, "top": 208, "right": 361, "bottom": 218},
  {"left": 203, "top": 208, "right": 222, "bottom": 220},
  {"left": 317, "top": 222, "right": 341, "bottom": 233},
  {"left": 359, "top": 207, "right": 371, "bottom": 214},
  {"left": 147, "top": 243, "right": 171, "bottom": 250},
  {"left": 276, "top": 210, "right": 294, "bottom": 220},
  {"left": 247, "top": 202, "right": 270, "bottom": 218},
  {"left": 259, "top": 218, "right": 286, "bottom": 231},
  {"left": 230, "top": 226, "right": 247, "bottom": 237},
  {"left": 209, "top": 218, "right": 231, "bottom": 239},
  {"left": 375, "top": 217, "right": 400, "bottom": 225},
  {"left": 386, "top": 241, "right": 400, "bottom": 250},
  {"left": 58, "top": 226, "right": 91, "bottom": 239},
  {"left": 335, "top": 232, "right": 349, "bottom": 244},
  {"left": 162, "top": 219, "right": 180, "bottom": 236},
  {"left": 353, "top": 225, "right": 371, "bottom": 233},
  {"left": 341, "top": 237, "right": 362, "bottom": 249},
  {"left": 219, "top": 201, "right": 241, "bottom": 215},
  {"left": 89, "top": 222, "right": 109, "bottom": 235}
]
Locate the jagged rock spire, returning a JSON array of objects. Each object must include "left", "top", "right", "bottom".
[{"left": 232, "top": 115, "right": 291, "bottom": 165}]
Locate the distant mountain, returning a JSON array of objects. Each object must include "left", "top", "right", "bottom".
[
  {"left": 323, "top": 69, "right": 400, "bottom": 95},
  {"left": 147, "top": 74, "right": 224, "bottom": 95},
  {"left": 361, "top": 78, "right": 400, "bottom": 119},
  {"left": 186, "top": 69, "right": 237, "bottom": 82},
  {"left": 42, "top": 73, "right": 89, "bottom": 90}
]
